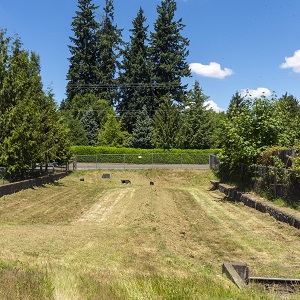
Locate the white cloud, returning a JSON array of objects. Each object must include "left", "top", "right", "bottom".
[
  {"left": 204, "top": 100, "right": 224, "bottom": 112},
  {"left": 189, "top": 62, "right": 234, "bottom": 79},
  {"left": 240, "top": 87, "right": 272, "bottom": 99},
  {"left": 280, "top": 49, "right": 300, "bottom": 73}
]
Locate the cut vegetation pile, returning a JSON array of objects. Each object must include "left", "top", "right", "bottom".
[{"left": 0, "top": 169, "right": 299, "bottom": 299}]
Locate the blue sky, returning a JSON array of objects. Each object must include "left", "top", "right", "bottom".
[{"left": 1, "top": 0, "right": 300, "bottom": 111}]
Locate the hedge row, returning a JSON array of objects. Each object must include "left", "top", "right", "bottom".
[
  {"left": 71, "top": 146, "right": 219, "bottom": 164},
  {"left": 75, "top": 153, "right": 209, "bottom": 164},
  {"left": 71, "top": 146, "right": 219, "bottom": 156}
]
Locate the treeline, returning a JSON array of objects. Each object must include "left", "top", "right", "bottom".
[
  {"left": 2, "top": 0, "right": 299, "bottom": 178},
  {"left": 61, "top": 0, "right": 224, "bottom": 150},
  {"left": 0, "top": 30, "right": 70, "bottom": 175}
]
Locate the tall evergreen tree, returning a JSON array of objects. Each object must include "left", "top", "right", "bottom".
[
  {"left": 80, "top": 108, "right": 99, "bottom": 145},
  {"left": 153, "top": 95, "right": 180, "bottom": 149},
  {"left": 149, "top": 0, "right": 191, "bottom": 106},
  {"left": 0, "top": 30, "right": 10, "bottom": 113},
  {"left": 178, "top": 81, "right": 211, "bottom": 149},
  {"left": 0, "top": 32, "right": 70, "bottom": 174},
  {"left": 277, "top": 93, "right": 299, "bottom": 118},
  {"left": 61, "top": 92, "right": 112, "bottom": 146},
  {"left": 97, "top": 0, "right": 123, "bottom": 105},
  {"left": 66, "top": 0, "right": 100, "bottom": 104},
  {"left": 118, "top": 7, "right": 154, "bottom": 133},
  {"left": 98, "top": 110, "right": 129, "bottom": 147},
  {"left": 37, "top": 88, "right": 71, "bottom": 166},
  {"left": 69, "top": 93, "right": 111, "bottom": 126},
  {"left": 206, "top": 110, "right": 227, "bottom": 149},
  {"left": 227, "top": 91, "right": 245, "bottom": 118},
  {"left": 275, "top": 93, "right": 300, "bottom": 146},
  {"left": 63, "top": 111, "right": 89, "bottom": 146},
  {"left": 128, "top": 106, "right": 155, "bottom": 149}
]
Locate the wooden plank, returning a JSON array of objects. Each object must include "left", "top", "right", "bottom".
[
  {"left": 249, "top": 277, "right": 300, "bottom": 284},
  {"left": 222, "top": 262, "right": 247, "bottom": 289}
]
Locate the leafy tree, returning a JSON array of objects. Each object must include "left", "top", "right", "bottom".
[
  {"left": 66, "top": 0, "right": 100, "bottom": 104},
  {"left": 128, "top": 106, "right": 155, "bottom": 149},
  {"left": 118, "top": 7, "right": 154, "bottom": 132},
  {"left": 153, "top": 95, "right": 180, "bottom": 149},
  {"left": 219, "top": 95, "right": 287, "bottom": 173},
  {"left": 98, "top": 111, "right": 129, "bottom": 147},
  {"left": 97, "top": 0, "right": 123, "bottom": 105},
  {"left": 149, "top": 0, "right": 191, "bottom": 106}
]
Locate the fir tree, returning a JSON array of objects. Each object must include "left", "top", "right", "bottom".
[
  {"left": 98, "top": 110, "right": 129, "bottom": 147},
  {"left": 97, "top": 0, "right": 123, "bottom": 105},
  {"left": 153, "top": 95, "right": 180, "bottom": 149},
  {"left": 0, "top": 32, "right": 70, "bottom": 174},
  {"left": 80, "top": 108, "right": 99, "bottom": 145},
  {"left": 149, "top": 0, "right": 191, "bottom": 106},
  {"left": 66, "top": 0, "right": 100, "bottom": 104},
  {"left": 227, "top": 91, "right": 245, "bottom": 118},
  {"left": 62, "top": 111, "right": 89, "bottom": 146},
  {"left": 178, "top": 81, "right": 212, "bottom": 149},
  {"left": 117, "top": 7, "right": 154, "bottom": 133},
  {"left": 128, "top": 106, "right": 155, "bottom": 149}
]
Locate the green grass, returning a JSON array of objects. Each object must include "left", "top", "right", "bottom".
[
  {"left": 0, "top": 263, "right": 295, "bottom": 300},
  {"left": 76, "top": 272, "right": 286, "bottom": 300},
  {"left": 0, "top": 169, "right": 299, "bottom": 299},
  {"left": 0, "top": 261, "right": 53, "bottom": 300},
  {"left": 272, "top": 197, "right": 300, "bottom": 211}
]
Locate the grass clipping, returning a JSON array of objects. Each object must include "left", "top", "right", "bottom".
[{"left": 0, "top": 169, "right": 299, "bottom": 299}]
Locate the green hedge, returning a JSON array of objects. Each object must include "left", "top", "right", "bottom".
[
  {"left": 71, "top": 146, "right": 219, "bottom": 156},
  {"left": 71, "top": 146, "right": 219, "bottom": 164}
]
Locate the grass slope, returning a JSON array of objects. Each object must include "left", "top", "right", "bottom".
[{"left": 0, "top": 169, "right": 299, "bottom": 299}]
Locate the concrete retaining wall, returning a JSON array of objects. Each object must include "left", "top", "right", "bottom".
[
  {"left": 0, "top": 172, "right": 69, "bottom": 198},
  {"left": 211, "top": 181, "right": 300, "bottom": 230}
]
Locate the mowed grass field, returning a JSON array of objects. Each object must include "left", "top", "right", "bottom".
[{"left": 0, "top": 169, "right": 300, "bottom": 299}]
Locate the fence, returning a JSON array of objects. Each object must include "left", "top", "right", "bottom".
[
  {"left": 208, "top": 151, "right": 300, "bottom": 204},
  {"left": 0, "top": 162, "right": 69, "bottom": 186},
  {"left": 73, "top": 153, "right": 210, "bottom": 170},
  {"left": 252, "top": 165, "right": 300, "bottom": 204},
  {"left": 0, "top": 172, "right": 69, "bottom": 198},
  {"left": 209, "top": 153, "right": 219, "bottom": 170},
  {"left": 32, "top": 162, "right": 70, "bottom": 174},
  {"left": 214, "top": 158, "right": 300, "bottom": 204},
  {"left": 0, "top": 167, "right": 7, "bottom": 185}
]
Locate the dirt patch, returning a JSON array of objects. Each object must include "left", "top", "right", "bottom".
[{"left": 77, "top": 188, "right": 136, "bottom": 223}]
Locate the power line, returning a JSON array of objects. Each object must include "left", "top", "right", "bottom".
[{"left": 67, "top": 82, "right": 182, "bottom": 89}]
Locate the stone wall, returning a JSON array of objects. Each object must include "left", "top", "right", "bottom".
[
  {"left": 0, "top": 172, "right": 69, "bottom": 198},
  {"left": 211, "top": 181, "right": 300, "bottom": 229}
]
